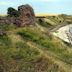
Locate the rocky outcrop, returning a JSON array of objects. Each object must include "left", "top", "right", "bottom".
[
  {"left": 0, "top": 16, "right": 10, "bottom": 24},
  {"left": 18, "top": 4, "right": 35, "bottom": 26},
  {"left": 0, "top": 4, "right": 35, "bottom": 27}
]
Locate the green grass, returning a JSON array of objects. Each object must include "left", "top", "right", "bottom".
[
  {"left": 17, "top": 26, "right": 72, "bottom": 65},
  {"left": 36, "top": 18, "right": 53, "bottom": 28},
  {"left": 0, "top": 35, "right": 64, "bottom": 72},
  {"left": 0, "top": 35, "right": 12, "bottom": 48},
  {"left": 0, "top": 23, "right": 16, "bottom": 31},
  {"left": 0, "top": 16, "right": 72, "bottom": 72}
]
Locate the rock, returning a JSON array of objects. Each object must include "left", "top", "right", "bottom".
[
  {"left": 13, "top": 17, "right": 22, "bottom": 27},
  {"left": 0, "top": 16, "right": 11, "bottom": 24},
  {"left": 18, "top": 4, "right": 35, "bottom": 26},
  {"left": 0, "top": 29, "right": 6, "bottom": 36},
  {"left": 0, "top": 4, "right": 35, "bottom": 27}
]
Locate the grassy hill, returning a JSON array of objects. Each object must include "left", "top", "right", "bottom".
[
  {"left": 0, "top": 15, "right": 72, "bottom": 72},
  {"left": 36, "top": 14, "right": 72, "bottom": 26}
]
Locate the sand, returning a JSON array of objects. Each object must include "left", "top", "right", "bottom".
[{"left": 53, "top": 24, "right": 72, "bottom": 43}]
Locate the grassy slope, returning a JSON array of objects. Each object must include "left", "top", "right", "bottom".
[
  {"left": 0, "top": 16, "right": 72, "bottom": 72},
  {"left": 36, "top": 14, "right": 72, "bottom": 28}
]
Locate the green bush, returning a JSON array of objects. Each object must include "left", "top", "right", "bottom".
[{"left": 7, "top": 7, "right": 19, "bottom": 17}]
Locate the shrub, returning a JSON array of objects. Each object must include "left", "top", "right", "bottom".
[{"left": 7, "top": 7, "right": 19, "bottom": 17}]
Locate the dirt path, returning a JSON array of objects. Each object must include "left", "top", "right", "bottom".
[{"left": 51, "top": 21, "right": 71, "bottom": 32}]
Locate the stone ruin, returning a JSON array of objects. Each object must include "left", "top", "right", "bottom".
[{"left": 0, "top": 4, "right": 35, "bottom": 27}]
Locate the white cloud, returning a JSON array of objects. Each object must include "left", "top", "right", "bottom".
[
  {"left": 34, "top": 0, "right": 60, "bottom": 2},
  {"left": 0, "top": 1, "right": 12, "bottom": 6}
]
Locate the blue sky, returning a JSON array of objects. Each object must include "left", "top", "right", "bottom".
[{"left": 0, "top": 0, "right": 72, "bottom": 14}]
